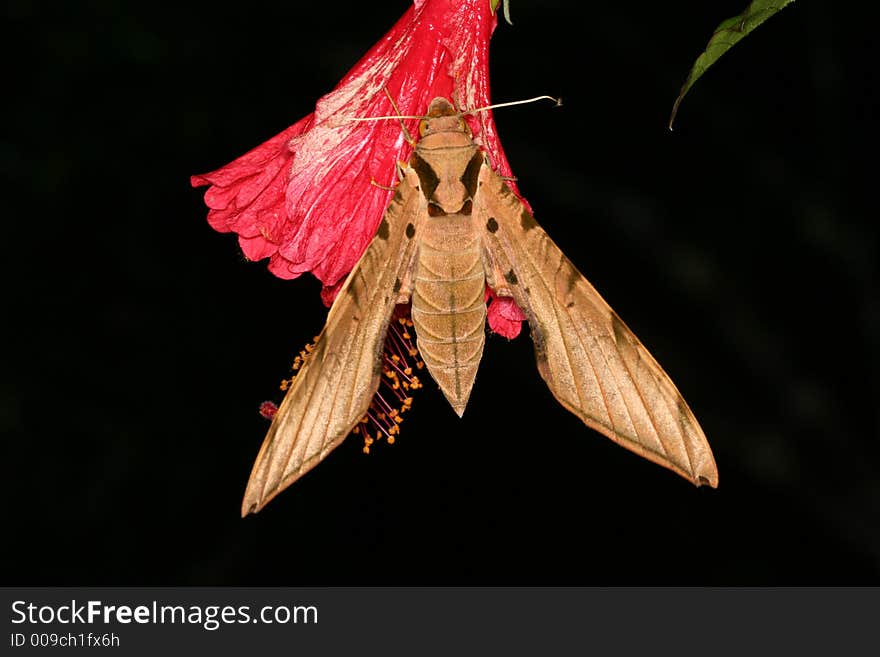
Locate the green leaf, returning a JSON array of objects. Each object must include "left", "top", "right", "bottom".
[{"left": 669, "top": 0, "right": 796, "bottom": 129}]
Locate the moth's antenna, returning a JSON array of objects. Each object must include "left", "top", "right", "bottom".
[
  {"left": 348, "top": 115, "right": 425, "bottom": 122},
  {"left": 464, "top": 95, "right": 561, "bottom": 115},
  {"left": 347, "top": 95, "right": 561, "bottom": 123}
]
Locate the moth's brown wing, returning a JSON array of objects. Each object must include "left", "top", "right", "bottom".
[
  {"left": 477, "top": 164, "right": 718, "bottom": 487},
  {"left": 241, "top": 172, "right": 425, "bottom": 515}
]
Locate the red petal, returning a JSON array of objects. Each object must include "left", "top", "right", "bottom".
[
  {"left": 193, "top": 0, "right": 531, "bottom": 341},
  {"left": 319, "top": 279, "right": 345, "bottom": 307},
  {"left": 487, "top": 292, "right": 526, "bottom": 338},
  {"left": 487, "top": 305, "right": 523, "bottom": 339},
  {"left": 497, "top": 296, "right": 527, "bottom": 322}
]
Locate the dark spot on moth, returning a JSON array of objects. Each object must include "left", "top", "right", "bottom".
[
  {"left": 566, "top": 263, "right": 580, "bottom": 293},
  {"left": 377, "top": 218, "right": 390, "bottom": 240},
  {"left": 459, "top": 199, "right": 473, "bottom": 216},
  {"left": 372, "top": 348, "right": 384, "bottom": 376},
  {"left": 566, "top": 301, "right": 575, "bottom": 308},
  {"left": 393, "top": 188, "right": 403, "bottom": 203},
  {"left": 530, "top": 321, "right": 548, "bottom": 364},
  {"left": 393, "top": 278, "right": 402, "bottom": 294},
  {"left": 676, "top": 398, "right": 699, "bottom": 462},
  {"left": 520, "top": 209, "right": 537, "bottom": 231},
  {"left": 504, "top": 269, "right": 518, "bottom": 285},
  {"left": 610, "top": 312, "right": 626, "bottom": 346},
  {"left": 610, "top": 312, "right": 639, "bottom": 348},
  {"left": 411, "top": 152, "right": 440, "bottom": 201},
  {"left": 677, "top": 399, "right": 691, "bottom": 425},
  {"left": 427, "top": 203, "right": 446, "bottom": 217},
  {"left": 486, "top": 217, "right": 498, "bottom": 233},
  {"left": 460, "top": 151, "right": 483, "bottom": 199},
  {"left": 347, "top": 282, "right": 360, "bottom": 306},
  {"left": 406, "top": 223, "right": 415, "bottom": 238}
]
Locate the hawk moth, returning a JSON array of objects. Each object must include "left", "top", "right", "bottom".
[{"left": 241, "top": 97, "right": 718, "bottom": 515}]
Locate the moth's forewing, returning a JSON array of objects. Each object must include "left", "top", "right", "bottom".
[
  {"left": 240, "top": 168, "right": 426, "bottom": 515},
  {"left": 475, "top": 163, "right": 718, "bottom": 487}
]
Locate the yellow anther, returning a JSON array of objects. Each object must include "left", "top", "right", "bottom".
[{"left": 349, "top": 317, "right": 422, "bottom": 450}]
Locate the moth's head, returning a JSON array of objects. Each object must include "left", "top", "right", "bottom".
[{"left": 419, "top": 97, "right": 470, "bottom": 138}]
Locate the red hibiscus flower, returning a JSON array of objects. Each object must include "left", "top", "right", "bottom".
[{"left": 192, "top": 0, "right": 526, "bottom": 337}]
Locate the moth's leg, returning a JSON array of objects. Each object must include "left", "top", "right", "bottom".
[
  {"left": 481, "top": 154, "right": 517, "bottom": 183},
  {"left": 395, "top": 269, "right": 415, "bottom": 304},
  {"left": 370, "top": 179, "right": 394, "bottom": 191},
  {"left": 383, "top": 87, "right": 415, "bottom": 146},
  {"left": 370, "top": 161, "right": 409, "bottom": 192}
]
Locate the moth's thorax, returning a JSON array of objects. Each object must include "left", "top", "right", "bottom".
[
  {"left": 416, "top": 130, "right": 474, "bottom": 150},
  {"left": 410, "top": 140, "right": 480, "bottom": 216}
]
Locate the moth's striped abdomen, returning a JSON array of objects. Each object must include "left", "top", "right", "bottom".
[{"left": 411, "top": 212, "right": 486, "bottom": 416}]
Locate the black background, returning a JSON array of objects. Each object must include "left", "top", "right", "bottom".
[{"left": 4, "top": 1, "right": 877, "bottom": 584}]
